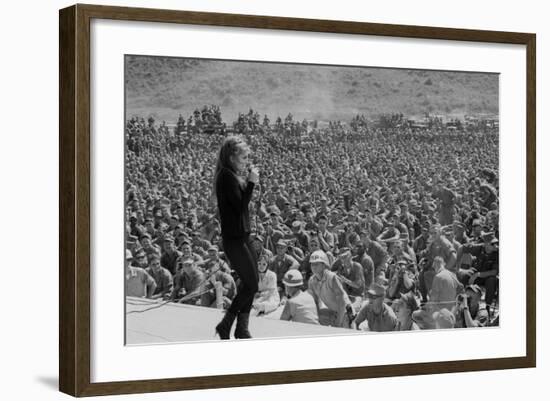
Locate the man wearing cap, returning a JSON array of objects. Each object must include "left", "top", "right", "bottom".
[
  {"left": 160, "top": 235, "right": 182, "bottom": 276},
  {"left": 125, "top": 249, "right": 157, "bottom": 299},
  {"left": 456, "top": 232, "right": 499, "bottom": 311},
  {"left": 265, "top": 219, "right": 285, "bottom": 254},
  {"left": 145, "top": 253, "right": 174, "bottom": 299},
  {"left": 354, "top": 283, "right": 397, "bottom": 332},
  {"left": 171, "top": 257, "right": 206, "bottom": 305},
  {"left": 331, "top": 248, "right": 365, "bottom": 298},
  {"left": 202, "top": 245, "right": 231, "bottom": 274},
  {"left": 453, "top": 284, "right": 489, "bottom": 328},
  {"left": 280, "top": 270, "right": 320, "bottom": 325},
  {"left": 250, "top": 234, "right": 273, "bottom": 262},
  {"left": 299, "top": 236, "right": 324, "bottom": 288},
  {"left": 269, "top": 239, "right": 300, "bottom": 295},
  {"left": 269, "top": 211, "right": 288, "bottom": 234},
  {"left": 307, "top": 250, "right": 354, "bottom": 328}
]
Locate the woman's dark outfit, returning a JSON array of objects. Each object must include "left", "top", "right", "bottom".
[{"left": 215, "top": 167, "right": 258, "bottom": 338}]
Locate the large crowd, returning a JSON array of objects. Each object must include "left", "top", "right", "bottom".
[{"left": 125, "top": 109, "right": 499, "bottom": 333}]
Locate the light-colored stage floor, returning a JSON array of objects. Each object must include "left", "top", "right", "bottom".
[{"left": 126, "top": 297, "right": 352, "bottom": 345}]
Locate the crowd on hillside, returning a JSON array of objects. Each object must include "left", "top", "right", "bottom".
[{"left": 125, "top": 112, "right": 499, "bottom": 332}]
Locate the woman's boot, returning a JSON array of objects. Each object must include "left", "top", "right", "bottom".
[
  {"left": 234, "top": 313, "right": 252, "bottom": 339},
  {"left": 215, "top": 311, "right": 236, "bottom": 340}
]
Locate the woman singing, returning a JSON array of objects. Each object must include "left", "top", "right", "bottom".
[{"left": 213, "top": 136, "right": 259, "bottom": 339}]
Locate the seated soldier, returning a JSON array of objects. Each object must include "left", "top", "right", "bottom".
[
  {"left": 201, "top": 260, "right": 237, "bottom": 309},
  {"left": 171, "top": 257, "right": 206, "bottom": 305},
  {"left": 125, "top": 249, "right": 156, "bottom": 299},
  {"left": 280, "top": 270, "right": 319, "bottom": 325},
  {"left": 269, "top": 239, "right": 300, "bottom": 297},
  {"left": 387, "top": 260, "right": 417, "bottom": 300},
  {"left": 354, "top": 283, "right": 397, "bottom": 332},
  {"left": 144, "top": 253, "right": 173, "bottom": 299},
  {"left": 453, "top": 284, "right": 489, "bottom": 328},
  {"left": 307, "top": 250, "right": 354, "bottom": 328},
  {"left": 330, "top": 248, "right": 365, "bottom": 311},
  {"left": 456, "top": 232, "right": 499, "bottom": 315}
]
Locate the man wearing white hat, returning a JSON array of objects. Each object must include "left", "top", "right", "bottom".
[
  {"left": 280, "top": 270, "right": 319, "bottom": 325},
  {"left": 307, "top": 250, "right": 354, "bottom": 328}
]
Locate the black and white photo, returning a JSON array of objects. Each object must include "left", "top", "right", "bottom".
[{"left": 124, "top": 55, "right": 499, "bottom": 344}]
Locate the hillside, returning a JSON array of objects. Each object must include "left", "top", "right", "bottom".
[{"left": 125, "top": 55, "right": 499, "bottom": 123}]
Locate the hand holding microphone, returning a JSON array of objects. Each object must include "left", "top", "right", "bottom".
[{"left": 247, "top": 165, "right": 260, "bottom": 184}]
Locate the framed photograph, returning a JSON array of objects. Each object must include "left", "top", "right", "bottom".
[{"left": 59, "top": 3, "right": 536, "bottom": 397}]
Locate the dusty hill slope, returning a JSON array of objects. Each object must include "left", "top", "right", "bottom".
[{"left": 125, "top": 55, "right": 498, "bottom": 123}]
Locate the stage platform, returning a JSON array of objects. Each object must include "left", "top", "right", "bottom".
[{"left": 126, "top": 297, "right": 352, "bottom": 345}]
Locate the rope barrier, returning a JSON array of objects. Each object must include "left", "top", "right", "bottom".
[{"left": 126, "top": 264, "right": 224, "bottom": 314}]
